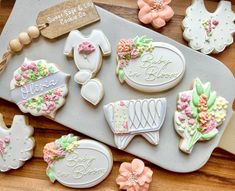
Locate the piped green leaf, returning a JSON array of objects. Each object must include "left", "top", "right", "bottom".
[
  {"left": 204, "top": 83, "right": 211, "bottom": 98},
  {"left": 46, "top": 165, "right": 56, "bottom": 183},
  {"left": 190, "top": 101, "right": 198, "bottom": 118},
  {"left": 118, "top": 70, "right": 125, "bottom": 83},
  {"left": 207, "top": 91, "right": 216, "bottom": 109},
  {"left": 201, "top": 128, "right": 218, "bottom": 140},
  {"left": 192, "top": 89, "right": 200, "bottom": 106},
  {"left": 195, "top": 79, "right": 204, "bottom": 95}
]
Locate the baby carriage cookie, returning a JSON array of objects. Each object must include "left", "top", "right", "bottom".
[
  {"left": 174, "top": 78, "right": 228, "bottom": 154},
  {"left": 104, "top": 98, "right": 167, "bottom": 149},
  {"left": 182, "top": 0, "right": 235, "bottom": 54},
  {"left": 64, "top": 30, "right": 111, "bottom": 105},
  {"left": 0, "top": 114, "right": 35, "bottom": 172},
  {"left": 10, "top": 58, "right": 70, "bottom": 118}
]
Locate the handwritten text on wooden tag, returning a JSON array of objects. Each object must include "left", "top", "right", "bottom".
[{"left": 36, "top": 0, "right": 100, "bottom": 39}]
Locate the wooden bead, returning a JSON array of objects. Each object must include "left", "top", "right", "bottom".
[
  {"left": 19, "top": 32, "right": 31, "bottom": 45},
  {"left": 27, "top": 26, "right": 40, "bottom": 39},
  {"left": 9, "top": 39, "right": 23, "bottom": 52}
]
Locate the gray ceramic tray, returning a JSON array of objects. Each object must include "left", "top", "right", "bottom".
[{"left": 0, "top": 0, "right": 234, "bottom": 173}]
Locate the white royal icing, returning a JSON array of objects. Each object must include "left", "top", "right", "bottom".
[
  {"left": 116, "top": 37, "right": 185, "bottom": 92},
  {"left": 44, "top": 135, "right": 113, "bottom": 188},
  {"left": 182, "top": 0, "right": 235, "bottom": 54},
  {"left": 64, "top": 30, "right": 111, "bottom": 105},
  {"left": 0, "top": 114, "right": 34, "bottom": 172},
  {"left": 103, "top": 98, "right": 167, "bottom": 150}
]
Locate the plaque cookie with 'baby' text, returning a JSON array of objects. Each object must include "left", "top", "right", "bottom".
[
  {"left": 10, "top": 58, "right": 70, "bottom": 118},
  {"left": 43, "top": 134, "right": 113, "bottom": 188},
  {"left": 116, "top": 36, "right": 186, "bottom": 92}
]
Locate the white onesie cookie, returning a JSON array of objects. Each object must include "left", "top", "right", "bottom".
[{"left": 64, "top": 30, "right": 111, "bottom": 105}]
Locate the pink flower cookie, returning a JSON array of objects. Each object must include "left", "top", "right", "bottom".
[
  {"left": 116, "top": 158, "right": 153, "bottom": 191},
  {"left": 137, "top": 0, "right": 174, "bottom": 28},
  {"left": 10, "top": 58, "right": 70, "bottom": 118}
]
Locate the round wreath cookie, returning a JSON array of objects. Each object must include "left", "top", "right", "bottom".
[
  {"left": 174, "top": 78, "right": 228, "bottom": 154},
  {"left": 10, "top": 58, "right": 70, "bottom": 118}
]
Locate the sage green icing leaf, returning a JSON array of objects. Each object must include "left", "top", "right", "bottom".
[
  {"left": 192, "top": 89, "right": 200, "bottom": 106},
  {"left": 201, "top": 128, "right": 218, "bottom": 140},
  {"left": 188, "top": 128, "right": 202, "bottom": 150},
  {"left": 195, "top": 79, "right": 204, "bottom": 95},
  {"left": 46, "top": 165, "right": 56, "bottom": 183},
  {"left": 207, "top": 91, "right": 216, "bottom": 109},
  {"left": 118, "top": 70, "right": 125, "bottom": 83},
  {"left": 204, "top": 83, "right": 211, "bottom": 98}
]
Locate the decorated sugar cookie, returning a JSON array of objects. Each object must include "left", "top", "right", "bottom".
[
  {"left": 103, "top": 98, "right": 167, "bottom": 149},
  {"left": 0, "top": 114, "right": 34, "bottom": 172},
  {"left": 10, "top": 58, "right": 70, "bottom": 118},
  {"left": 182, "top": 0, "right": 235, "bottom": 54},
  {"left": 116, "top": 158, "right": 153, "bottom": 191},
  {"left": 137, "top": 0, "right": 174, "bottom": 28},
  {"left": 64, "top": 30, "right": 111, "bottom": 105},
  {"left": 116, "top": 36, "right": 185, "bottom": 92},
  {"left": 43, "top": 134, "right": 113, "bottom": 188},
  {"left": 174, "top": 78, "right": 228, "bottom": 154}
]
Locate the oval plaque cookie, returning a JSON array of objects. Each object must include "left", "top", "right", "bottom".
[
  {"left": 43, "top": 134, "right": 113, "bottom": 188},
  {"left": 116, "top": 36, "right": 186, "bottom": 92}
]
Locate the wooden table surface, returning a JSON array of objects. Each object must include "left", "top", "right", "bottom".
[{"left": 0, "top": 0, "right": 235, "bottom": 190}]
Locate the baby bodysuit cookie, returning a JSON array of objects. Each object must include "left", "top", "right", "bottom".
[
  {"left": 64, "top": 30, "right": 111, "bottom": 105},
  {"left": 182, "top": 0, "right": 235, "bottom": 54},
  {"left": 10, "top": 58, "right": 70, "bottom": 118},
  {"left": 43, "top": 134, "right": 113, "bottom": 188},
  {"left": 0, "top": 114, "right": 35, "bottom": 172},
  {"left": 103, "top": 98, "right": 167, "bottom": 149},
  {"left": 116, "top": 36, "right": 185, "bottom": 92},
  {"left": 174, "top": 78, "right": 228, "bottom": 154}
]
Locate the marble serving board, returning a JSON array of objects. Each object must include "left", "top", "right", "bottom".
[{"left": 0, "top": 0, "right": 234, "bottom": 173}]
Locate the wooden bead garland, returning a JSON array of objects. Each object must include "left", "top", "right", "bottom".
[{"left": 0, "top": 24, "right": 47, "bottom": 73}]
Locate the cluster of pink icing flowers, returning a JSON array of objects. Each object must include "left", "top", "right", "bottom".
[
  {"left": 22, "top": 88, "right": 63, "bottom": 114},
  {"left": 177, "top": 93, "right": 195, "bottom": 126},
  {"left": 202, "top": 19, "right": 219, "bottom": 42},
  {"left": 0, "top": 137, "right": 10, "bottom": 156},
  {"left": 14, "top": 60, "right": 57, "bottom": 87},
  {"left": 78, "top": 41, "right": 96, "bottom": 55},
  {"left": 116, "top": 158, "right": 153, "bottom": 191}
]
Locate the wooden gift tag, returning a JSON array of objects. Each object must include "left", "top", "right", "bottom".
[{"left": 36, "top": 0, "right": 100, "bottom": 39}]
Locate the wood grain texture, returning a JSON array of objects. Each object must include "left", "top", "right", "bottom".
[{"left": 0, "top": 0, "right": 235, "bottom": 190}]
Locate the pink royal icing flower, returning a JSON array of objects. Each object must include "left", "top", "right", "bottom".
[
  {"left": 78, "top": 41, "right": 96, "bottom": 55},
  {"left": 137, "top": 0, "right": 174, "bottom": 28},
  {"left": 116, "top": 158, "right": 153, "bottom": 191}
]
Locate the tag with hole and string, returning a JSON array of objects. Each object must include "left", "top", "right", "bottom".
[{"left": 37, "top": 0, "right": 100, "bottom": 39}]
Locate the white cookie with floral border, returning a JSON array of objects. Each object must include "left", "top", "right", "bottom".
[
  {"left": 182, "top": 0, "right": 235, "bottom": 54},
  {"left": 10, "top": 58, "right": 70, "bottom": 118}
]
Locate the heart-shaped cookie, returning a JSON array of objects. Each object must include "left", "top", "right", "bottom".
[{"left": 81, "top": 79, "right": 104, "bottom": 105}]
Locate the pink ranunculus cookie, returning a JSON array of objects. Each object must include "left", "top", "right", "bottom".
[{"left": 137, "top": 0, "right": 174, "bottom": 28}]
